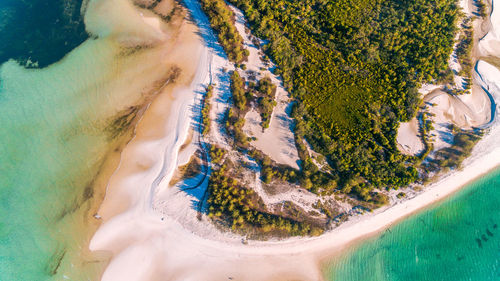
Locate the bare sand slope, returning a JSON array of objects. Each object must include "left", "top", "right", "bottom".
[
  {"left": 229, "top": 6, "right": 300, "bottom": 169},
  {"left": 480, "top": 0, "right": 500, "bottom": 57},
  {"left": 424, "top": 87, "right": 491, "bottom": 128},
  {"left": 397, "top": 118, "right": 425, "bottom": 155}
]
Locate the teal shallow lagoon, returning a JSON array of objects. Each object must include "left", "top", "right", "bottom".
[
  {"left": 0, "top": 41, "right": 125, "bottom": 280},
  {"left": 325, "top": 168, "right": 500, "bottom": 281},
  {"left": 0, "top": 2, "right": 182, "bottom": 278}
]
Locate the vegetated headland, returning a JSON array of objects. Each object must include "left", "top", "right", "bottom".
[
  {"left": 90, "top": 0, "right": 500, "bottom": 280},
  {"left": 178, "top": 0, "right": 498, "bottom": 238}
]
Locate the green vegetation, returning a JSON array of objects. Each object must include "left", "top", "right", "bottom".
[
  {"left": 207, "top": 147, "right": 323, "bottom": 237},
  {"left": 209, "top": 146, "right": 226, "bottom": 164},
  {"left": 226, "top": 71, "right": 251, "bottom": 148},
  {"left": 248, "top": 148, "right": 298, "bottom": 184},
  {"left": 198, "top": 0, "right": 481, "bottom": 236},
  {"left": 456, "top": 18, "right": 474, "bottom": 89},
  {"left": 230, "top": 71, "right": 249, "bottom": 112},
  {"left": 227, "top": 0, "right": 459, "bottom": 197},
  {"left": 431, "top": 126, "right": 482, "bottom": 171},
  {"left": 200, "top": 0, "right": 249, "bottom": 63},
  {"left": 201, "top": 85, "right": 214, "bottom": 136},
  {"left": 477, "top": 0, "right": 487, "bottom": 18},
  {"left": 254, "top": 77, "right": 277, "bottom": 129},
  {"left": 417, "top": 110, "right": 435, "bottom": 161}
]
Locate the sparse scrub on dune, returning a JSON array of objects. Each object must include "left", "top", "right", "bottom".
[
  {"left": 206, "top": 147, "right": 324, "bottom": 238},
  {"left": 254, "top": 77, "right": 277, "bottom": 130}
]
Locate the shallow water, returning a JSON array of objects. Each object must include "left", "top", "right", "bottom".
[
  {"left": 0, "top": 40, "right": 116, "bottom": 281},
  {"left": 2, "top": 0, "right": 498, "bottom": 280},
  {"left": 0, "top": 0, "right": 179, "bottom": 279},
  {"left": 325, "top": 168, "right": 500, "bottom": 281}
]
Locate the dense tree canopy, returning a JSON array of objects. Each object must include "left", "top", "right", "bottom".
[
  {"left": 200, "top": 0, "right": 249, "bottom": 63},
  {"left": 207, "top": 147, "right": 323, "bottom": 237},
  {"left": 226, "top": 0, "right": 459, "bottom": 194}
]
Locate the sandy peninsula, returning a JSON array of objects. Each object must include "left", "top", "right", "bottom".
[{"left": 89, "top": 0, "right": 500, "bottom": 280}]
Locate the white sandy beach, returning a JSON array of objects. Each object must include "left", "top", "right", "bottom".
[{"left": 89, "top": 0, "right": 500, "bottom": 280}]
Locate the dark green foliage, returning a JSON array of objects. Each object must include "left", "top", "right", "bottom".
[
  {"left": 207, "top": 157, "right": 323, "bottom": 236},
  {"left": 248, "top": 148, "right": 299, "bottom": 184},
  {"left": 202, "top": 85, "right": 214, "bottom": 136},
  {"left": 417, "top": 110, "right": 435, "bottom": 161},
  {"left": 226, "top": 71, "right": 248, "bottom": 148},
  {"left": 477, "top": 0, "right": 487, "bottom": 18},
  {"left": 456, "top": 18, "right": 474, "bottom": 84},
  {"left": 200, "top": 0, "right": 248, "bottom": 63},
  {"left": 226, "top": 71, "right": 253, "bottom": 148},
  {"left": 227, "top": 0, "right": 459, "bottom": 196},
  {"left": 255, "top": 77, "right": 277, "bottom": 129},
  {"left": 210, "top": 146, "right": 226, "bottom": 165},
  {"left": 371, "top": 192, "right": 389, "bottom": 207},
  {"left": 230, "top": 71, "right": 248, "bottom": 112},
  {"left": 433, "top": 129, "right": 482, "bottom": 170}
]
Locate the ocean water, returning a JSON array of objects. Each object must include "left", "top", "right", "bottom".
[
  {"left": 0, "top": 43, "right": 119, "bottom": 280},
  {"left": 325, "top": 168, "right": 500, "bottom": 281},
  {"left": 0, "top": 0, "right": 179, "bottom": 279},
  {"left": 0, "top": 0, "right": 88, "bottom": 67}
]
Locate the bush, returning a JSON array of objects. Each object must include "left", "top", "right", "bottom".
[{"left": 200, "top": 0, "right": 249, "bottom": 63}]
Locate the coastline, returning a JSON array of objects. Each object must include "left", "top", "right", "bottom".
[
  {"left": 40, "top": 1, "right": 206, "bottom": 279},
  {"left": 316, "top": 146, "right": 500, "bottom": 274},
  {"left": 89, "top": 0, "right": 500, "bottom": 280}
]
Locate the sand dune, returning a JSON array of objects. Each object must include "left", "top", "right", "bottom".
[
  {"left": 228, "top": 6, "right": 300, "bottom": 169},
  {"left": 397, "top": 118, "right": 425, "bottom": 155},
  {"left": 479, "top": 0, "right": 500, "bottom": 58}
]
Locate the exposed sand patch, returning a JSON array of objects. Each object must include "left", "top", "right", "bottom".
[
  {"left": 91, "top": 18, "right": 202, "bottom": 220},
  {"left": 422, "top": 87, "right": 490, "bottom": 151},
  {"left": 397, "top": 118, "right": 424, "bottom": 155},
  {"left": 424, "top": 88, "right": 490, "bottom": 128},
  {"left": 244, "top": 107, "right": 300, "bottom": 169},
  {"left": 227, "top": 6, "right": 300, "bottom": 169},
  {"left": 154, "top": 0, "right": 176, "bottom": 16},
  {"left": 479, "top": 0, "right": 500, "bottom": 57}
]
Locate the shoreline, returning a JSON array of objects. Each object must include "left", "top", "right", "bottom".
[
  {"left": 317, "top": 153, "right": 500, "bottom": 276},
  {"left": 0, "top": 0, "right": 204, "bottom": 279},
  {"left": 156, "top": 0, "right": 500, "bottom": 249},
  {"left": 90, "top": 0, "right": 500, "bottom": 280}
]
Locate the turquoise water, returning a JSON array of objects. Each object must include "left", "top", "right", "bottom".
[
  {"left": 0, "top": 1, "right": 176, "bottom": 279},
  {"left": 0, "top": 1, "right": 104, "bottom": 278},
  {"left": 326, "top": 168, "right": 500, "bottom": 281},
  {"left": 0, "top": 57, "right": 111, "bottom": 280}
]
